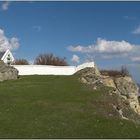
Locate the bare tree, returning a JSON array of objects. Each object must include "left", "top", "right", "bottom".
[
  {"left": 121, "top": 65, "right": 130, "bottom": 77},
  {"left": 13, "top": 59, "right": 29, "bottom": 65},
  {"left": 100, "top": 66, "right": 130, "bottom": 77},
  {"left": 34, "top": 53, "right": 68, "bottom": 66}
]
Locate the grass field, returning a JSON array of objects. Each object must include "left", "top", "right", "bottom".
[{"left": 0, "top": 75, "right": 140, "bottom": 138}]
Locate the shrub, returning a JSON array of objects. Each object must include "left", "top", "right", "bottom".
[
  {"left": 13, "top": 59, "right": 29, "bottom": 65},
  {"left": 121, "top": 66, "right": 130, "bottom": 77},
  {"left": 34, "top": 53, "right": 68, "bottom": 66},
  {"left": 100, "top": 66, "right": 130, "bottom": 77},
  {"left": 100, "top": 70, "right": 122, "bottom": 77}
]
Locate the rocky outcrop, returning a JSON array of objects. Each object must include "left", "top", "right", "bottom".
[
  {"left": 102, "top": 76, "right": 116, "bottom": 88},
  {"left": 76, "top": 64, "right": 140, "bottom": 122},
  {"left": 0, "top": 60, "right": 18, "bottom": 81},
  {"left": 102, "top": 76, "right": 140, "bottom": 115},
  {"left": 75, "top": 66, "right": 103, "bottom": 90},
  {"left": 115, "top": 77, "right": 140, "bottom": 114}
]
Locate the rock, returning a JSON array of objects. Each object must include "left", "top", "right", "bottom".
[
  {"left": 101, "top": 76, "right": 116, "bottom": 88},
  {"left": 76, "top": 65, "right": 101, "bottom": 76},
  {"left": 113, "top": 76, "right": 140, "bottom": 114},
  {"left": 100, "top": 75, "right": 140, "bottom": 115},
  {"left": 93, "top": 63, "right": 101, "bottom": 76},
  {"left": 81, "top": 77, "right": 87, "bottom": 83},
  {"left": 114, "top": 76, "right": 139, "bottom": 97},
  {"left": 0, "top": 60, "right": 18, "bottom": 81},
  {"left": 75, "top": 63, "right": 140, "bottom": 122},
  {"left": 75, "top": 66, "right": 103, "bottom": 89}
]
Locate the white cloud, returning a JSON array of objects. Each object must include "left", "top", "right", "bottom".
[
  {"left": 10, "top": 37, "right": 19, "bottom": 50},
  {"left": 67, "top": 38, "right": 140, "bottom": 63},
  {"left": 71, "top": 54, "right": 80, "bottom": 63},
  {"left": 68, "top": 45, "right": 83, "bottom": 52},
  {"left": 132, "top": 25, "right": 140, "bottom": 34},
  {"left": 32, "top": 26, "right": 41, "bottom": 32},
  {"left": 1, "top": 1, "right": 10, "bottom": 11},
  {"left": 94, "top": 38, "right": 133, "bottom": 54},
  {"left": 131, "top": 57, "right": 140, "bottom": 62},
  {"left": 0, "top": 28, "right": 20, "bottom": 52},
  {"left": 123, "top": 16, "right": 136, "bottom": 20},
  {"left": 68, "top": 38, "right": 134, "bottom": 54}
]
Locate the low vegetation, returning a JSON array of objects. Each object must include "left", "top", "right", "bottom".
[
  {"left": 0, "top": 75, "right": 139, "bottom": 138},
  {"left": 100, "top": 66, "right": 130, "bottom": 77},
  {"left": 34, "top": 53, "right": 68, "bottom": 66},
  {"left": 13, "top": 59, "right": 29, "bottom": 65}
]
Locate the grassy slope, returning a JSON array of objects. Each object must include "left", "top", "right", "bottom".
[{"left": 0, "top": 75, "right": 139, "bottom": 138}]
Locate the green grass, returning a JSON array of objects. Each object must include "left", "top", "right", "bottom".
[{"left": 0, "top": 75, "right": 139, "bottom": 138}]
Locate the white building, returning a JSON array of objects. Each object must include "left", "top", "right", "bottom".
[{"left": 0, "top": 49, "right": 14, "bottom": 64}]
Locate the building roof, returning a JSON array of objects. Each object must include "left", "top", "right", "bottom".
[{"left": 0, "top": 51, "right": 6, "bottom": 59}]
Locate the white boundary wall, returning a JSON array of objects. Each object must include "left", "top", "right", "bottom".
[
  {"left": 12, "top": 62, "right": 95, "bottom": 76},
  {"left": 75, "top": 62, "right": 95, "bottom": 72}
]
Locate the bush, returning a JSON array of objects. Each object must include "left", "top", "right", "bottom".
[
  {"left": 100, "top": 66, "right": 130, "bottom": 77},
  {"left": 34, "top": 53, "right": 68, "bottom": 66},
  {"left": 13, "top": 59, "right": 29, "bottom": 65},
  {"left": 100, "top": 70, "right": 122, "bottom": 77},
  {"left": 121, "top": 66, "right": 130, "bottom": 77}
]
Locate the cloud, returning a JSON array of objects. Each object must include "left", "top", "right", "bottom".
[
  {"left": 68, "top": 45, "right": 83, "bottom": 52},
  {"left": 93, "top": 38, "right": 133, "bottom": 54},
  {"left": 132, "top": 25, "right": 140, "bottom": 34},
  {"left": 131, "top": 57, "right": 140, "bottom": 62},
  {"left": 67, "top": 38, "right": 140, "bottom": 63},
  {"left": 1, "top": 1, "right": 10, "bottom": 11},
  {"left": 10, "top": 37, "right": 19, "bottom": 50},
  {"left": 71, "top": 54, "right": 80, "bottom": 63},
  {"left": 0, "top": 28, "right": 20, "bottom": 52},
  {"left": 123, "top": 16, "right": 136, "bottom": 20},
  {"left": 32, "top": 26, "right": 41, "bottom": 32},
  {"left": 68, "top": 38, "right": 134, "bottom": 54}
]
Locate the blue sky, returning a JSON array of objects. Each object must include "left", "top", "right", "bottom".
[{"left": 0, "top": 1, "right": 140, "bottom": 82}]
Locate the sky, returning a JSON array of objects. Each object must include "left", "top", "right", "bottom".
[{"left": 0, "top": 1, "right": 140, "bottom": 82}]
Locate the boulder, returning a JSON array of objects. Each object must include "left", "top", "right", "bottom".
[{"left": 0, "top": 61, "right": 18, "bottom": 81}]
